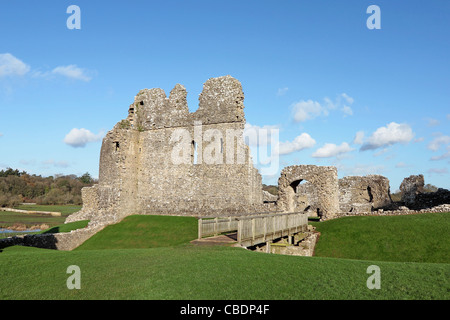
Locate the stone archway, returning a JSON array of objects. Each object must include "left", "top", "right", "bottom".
[{"left": 277, "top": 165, "right": 339, "bottom": 219}]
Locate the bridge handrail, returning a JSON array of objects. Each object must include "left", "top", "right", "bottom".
[{"left": 198, "top": 211, "right": 308, "bottom": 241}]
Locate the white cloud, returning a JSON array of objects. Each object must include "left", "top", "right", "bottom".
[
  {"left": 426, "top": 118, "right": 440, "bottom": 127},
  {"left": 427, "top": 168, "right": 448, "bottom": 175},
  {"left": 414, "top": 137, "right": 424, "bottom": 143},
  {"left": 395, "top": 162, "right": 412, "bottom": 168},
  {"left": 0, "top": 132, "right": 3, "bottom": 137},
  {"left": 430, "top": 146, "right": 450, "bottom": 161},
  {"left": 292, "top": 100, "right": 325, "bottom": 122},
  {"left": 312, "top": 142, "right": 354, "bottom": 158},
  {"left": 0, "top": 53, "right": 30, "bottom": 77},
  {"left": 341, "top": 105, "right": 353, "bottom": 116},
  {"left": 42, "top": 160, "right": 70, "bottom": 168},
  {"left": 373, "top": 148, "right": 389, "bottom": 157},
  {"left": 64, "top": 128, "right": 104, "bottom": 148},
  {"left": 427, "top": 135, "right": 450, "bottom": 151},
  {"left": 360, "top": 122, "right": 414, "bottom": 151},
  {"left": 447, "top": 114, "right": 450, "bottom": 121},
  {"left": 341, "top": 93, "right": 354, "bottom": 105},
  {"left": 52, "top": 65, "right": 92, "bottom": 82},
  {"left": 292, "top": 93, "right": 355, "bottom": 122},
  {"left": 277, "top": 133, "right": 316, "bottom": 155},
  {"left": 277, "top": 87, "right": 288, "bottom": 96},
  {"left": 353, "top": 131, "right": 364, "bottom": 145}
]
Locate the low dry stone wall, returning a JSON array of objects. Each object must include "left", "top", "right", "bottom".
[
  {"left": 0, "top": 207, "right": 61, "bottom": 217},
  {"left": 329, "top": 203, "right": 450, "bottom": 220},
  {"left": 0, "top": 224, "right": 104, "bottom": 251}
]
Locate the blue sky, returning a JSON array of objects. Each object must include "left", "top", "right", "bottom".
[{"left": 0, "top": 0, "right": 449, "bottom": 191}]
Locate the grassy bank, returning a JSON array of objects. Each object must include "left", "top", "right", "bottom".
[
  {"left": 1, "top": 213, "right": 449, "bottom": 300},
  {"left": 311, "top": 212, "right": 450, "bottom": 263},
  {"left": 76, "top": 215, "right": 198, "bottom": 250}
]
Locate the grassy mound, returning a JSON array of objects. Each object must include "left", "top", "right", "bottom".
[
  {"left": 38, "top": 220, "right": 89, "bottom": 234},
  {"left": 311, "top": 212, "right": 450, "bottom": 263},
  {"left": 76, "top": 215, "right": 198, "bottom": 250}
]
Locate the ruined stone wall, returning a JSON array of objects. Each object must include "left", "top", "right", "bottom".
[
  {"left": 296, "top": 181, "right": 320, "bottom": 217},
  {"left": 65, "top": 185, "right": 99, "bottom": 223},
  {"left": 67, "top": 76, "right": 265, "bottom": 226},
  {"left": 339, "top": 175, "right": 392, "bottom": 213},
  {"left": 399, "top": 174, "right": 450, "bottom": 210},
  {"left": 277, "top": 165, "right": 339, "bottom": 219},
  {"left": 399, "top": 174, "right": 424, "bottom": 206},
  {"left": 0, "top": 224, "right": 105, "bottom": 251}
]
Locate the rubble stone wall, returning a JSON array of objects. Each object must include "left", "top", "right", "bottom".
[
  {"left": 67, "top": 76, "right": 266, "bottom": 226},
  {"left": 339, "top": 175, "right": 392, "bottom": 213},
  {"left": 277, "top": 165, "right": 339, "bottom": 219}
]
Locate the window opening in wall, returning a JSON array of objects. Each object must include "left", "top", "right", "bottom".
[
  {"left": 367, "top": 186, "right": 374, "bottom": 202},
  {"left": 192, "top": 140, "right": 198, "bottom": 164},
  {"left": 114, "top": 141, "right": 120, "bottom": 151}
]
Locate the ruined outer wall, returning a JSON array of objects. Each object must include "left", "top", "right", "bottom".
[
  {"left": 339, "top": 175, "right": 392, "bottom": 213},
  {"left": 67, "top": 76, "right": 264, "bottom": 226},
  {"left": 399, "top": 174, "right": 424, "bottom": 206},
  {"left": 277, "top": 165, "right": 339, "bottom": 219}
]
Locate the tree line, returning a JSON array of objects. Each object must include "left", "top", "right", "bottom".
[{"left": 0, "top": 168, "right": 96, "bottom": 207}]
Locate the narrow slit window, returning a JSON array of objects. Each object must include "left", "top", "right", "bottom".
[{"left": 192, "top": 141, "right": 198, "bottom": 164}]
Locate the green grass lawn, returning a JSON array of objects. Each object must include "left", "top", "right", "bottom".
[
  {"left": 38, "top": 220, "right": 90, "bottom": 235},
  {"left": 311, "top": 212, "right": 450, "bottom": 264},
  {"left": 0, "top": 212, "right": 449, "bottom": 300},
  {"left": 76, "top": 215, "right": 198, "bottom": 250}
]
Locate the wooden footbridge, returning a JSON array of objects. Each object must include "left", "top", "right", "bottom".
[{"left": 197, "top": 212, "right": 308, "bottom": 248}]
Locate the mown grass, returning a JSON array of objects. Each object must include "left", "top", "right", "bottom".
[
  {"left": 38, "top": 220, "right": 90, "bottom": 234},
  {"left": 0, "top": 213, "right": 449, "bottom": 300},
  {"left": 76, "top": 215, "right": 198, "bottom": 250},
  {"left": 1, "top": 244, "right": 448, "bottom": 300},
  {"left": 311, "top": 212, "right": 450, "bottom": 263}
]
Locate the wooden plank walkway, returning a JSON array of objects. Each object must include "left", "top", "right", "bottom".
[
  {"left": 197, "top": 212, "right": 308, "bottom": 248},
  {"left": 191, "top": 233, "right": 237, "bottom": 246}
]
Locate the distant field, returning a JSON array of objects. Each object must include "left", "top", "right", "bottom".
[{"left": 0, "top": 205, "right": 81, "bottom": 229}]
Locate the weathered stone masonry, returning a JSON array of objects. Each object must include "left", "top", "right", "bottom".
[
  {"left": 277, "top": 165, "right": 339, "bottom": 219},
  {"left": 67, "top": 76, "right": 266, "bottom": 226}
]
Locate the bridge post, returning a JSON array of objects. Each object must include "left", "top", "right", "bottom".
[
  {"left": 198, "top": 218, "right": 202, "bottom": 240},
  {"left": 214, "top": 217, "right": 218, "bottom": 236},
  {"left": 237, "top": 219, "right": 242, "bottom": 244},
  {"left": 266, "top": 241, "right": 271, "bottom": 253},
  {"left": 252, "top": 218, "right": 255, "bottom": 241}
]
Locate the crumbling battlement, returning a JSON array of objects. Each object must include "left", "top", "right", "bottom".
[{"left": 67, "top": 76, "right": 265, "bottom": 226}]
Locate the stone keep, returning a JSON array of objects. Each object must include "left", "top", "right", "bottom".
[{"left": 66, "top": 76, "right": 264, "bottom": 225}]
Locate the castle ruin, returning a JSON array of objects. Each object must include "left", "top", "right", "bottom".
[
  {"left": 67, "top": 76, "right": 267, "bottom": 226},
  {"left": 67, "top": 76, "right": 399, "bottom": 227}
]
